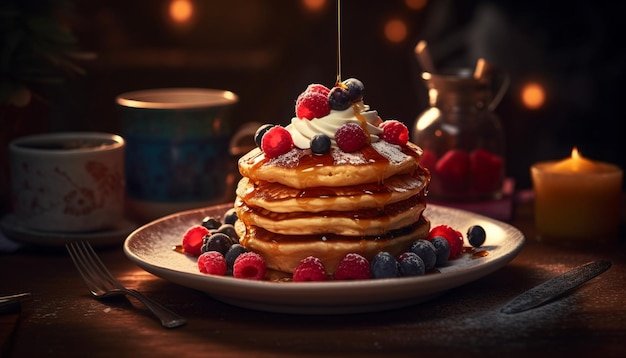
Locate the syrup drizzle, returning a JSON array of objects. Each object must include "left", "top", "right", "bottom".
[{"left": 336, "top": 0, "right": 342, "bottom": 85}]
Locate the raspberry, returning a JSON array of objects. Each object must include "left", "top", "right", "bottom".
[
  {"left": 333, "top": 253, "right": 371, "bottom": 280},
  {"left": 379, "top": 120, "right": 409, "bottom": 146},
  {"left": 295, "top": 89, "right": 331, "bottom": 120},
  {"left": 299, "top": 83, "right": 330, "bottom": 98},
  {"left": 261, "top": 125, "right": 294, "bottom": 158},
  {"left": 293, "top": 256, "right": 329, "bottom": 282},
  {"left": 181, "top": 225, "right": 210, "bottom": 257},
  {"left": 335, "top": 123, "right": 368, "bottom": 152},
  {"left": 427, "top": 224, "right": 464, "bottom": 259},
  {"left": 435, "top": 149, "right": 471, "bottom": 193},
  {"left": 469, "top": 148, "right": 503, "bottom": 194},
  {"left": 233, "top": 252, "right": 266, "bottom": 280},
  {"left": 197, "top": 251, "right": 227, "bottom": 275}
]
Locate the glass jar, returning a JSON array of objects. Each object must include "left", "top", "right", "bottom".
[{"left": 412, "top": 68, "right": 508, "bottom": 201}]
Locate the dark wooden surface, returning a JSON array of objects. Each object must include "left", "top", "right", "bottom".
[{"left": 2, "top": 196, "right": 626, "bottom": 358}]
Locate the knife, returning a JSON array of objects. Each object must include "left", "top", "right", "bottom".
[{"left": 501, "top": 260, "right": 612, "bottom": 314}]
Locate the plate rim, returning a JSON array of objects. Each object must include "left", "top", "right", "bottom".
[{"left": 123, "top": 203, "right": 525, "bottom": 314}]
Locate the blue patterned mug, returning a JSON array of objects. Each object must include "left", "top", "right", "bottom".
[{"left": 116, "top": 88, "right": 239, "bottom": 221}]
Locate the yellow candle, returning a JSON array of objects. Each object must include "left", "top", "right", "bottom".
[{"left": 531, "top": 148, "right": 623, "bottom": 242}]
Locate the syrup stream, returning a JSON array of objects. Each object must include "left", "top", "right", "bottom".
[{"left": 336, "top": 0, "right": 342, "bottom": 85}]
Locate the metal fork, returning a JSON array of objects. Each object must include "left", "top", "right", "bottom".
[{"left": 66, "top": 240, "right": 186, "bottom": 328}]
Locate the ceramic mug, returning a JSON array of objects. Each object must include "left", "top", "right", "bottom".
[
  {"left": 9, "top": 132, "right": 125, "bottom": 232},
  {"left": 116, "top": 88, "right": 240, "bottom": 221}
]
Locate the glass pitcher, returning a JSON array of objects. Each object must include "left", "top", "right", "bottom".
[{"left": 412, "top": 66, "right": 509, "bottom": 201}]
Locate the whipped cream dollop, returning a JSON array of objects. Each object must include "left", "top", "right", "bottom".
[{"left": 286, "top": 101, "right": 383, "bottom": 149}]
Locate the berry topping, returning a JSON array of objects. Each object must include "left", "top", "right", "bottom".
[
  {"left": 342, "top": 78, "right": 364, "bottom": 102},
  {"left": 379, "top": 120, "right": 409, "bottom": 146},
  {"left": 201, "top": 216, "right": 222, "bottom": 230},
  {"left": 333, "top": 253, "right": 371, "bottom": 280},
  {"left": 470, "top": 148, "right": 503, "bottom": 193},
  {"left": 335, "top": 123, "right": 368, "bottom": 152},
  {"left": 430, "top": 236, "right": 450, "bottom": 266},
  {"left": 225, "top": 244, "right": 248, "bottom": 272},
  {"left": 254, "top": 124, "right": 275, "bottom": 148},
  {"left": 201, "top": 232, "right": 232, "bottom": 255},
  {"left": 370, "top": 251, "right": 399, "bottom": 279},
  {"left": 215, "top": 224, "right": 239, "bottom": 244},
  {"left": 293, "top": 256, "right": 329, "bottom": 282},
  {"left": 310, "top": 133, "right": 331, "bottom": 155},
  {"left": 435, "top": 149, "right": 471, "bottom": 193},
  {"left": 222, "top": 207, "right": 238, "bottom": 226},
  {"left": 328, "top": 86, "right": 352, "bottom": 110},
  {"left": 397, "top": 252, "right": 426, "bottom": 277},
  {"left": 408, "top": 239, "right": 437, "bottom": 271},
  {"left": 181, "top": 225, "right": 210, "bottom": 257},
  {"left": 427, "top": 224, "right": 464, "bottom": 259},
  {"left": 467, "top": 225, "right": 487, "bottom": 248},
  {"left": 197, "top": 251, "right": 227, "bottom": 275},
  {"left": 261, "top": 125, "right": 294, "bottom": 158},
  {"left": 295, "top": 86, "right": 331, "bottom": 120},
  {"left": 233, "top": 252, "right": 267, "bottom": 280}
]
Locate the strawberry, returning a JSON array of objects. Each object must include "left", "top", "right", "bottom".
[
  {"left": 379, "top": 120, "right": 409, "bottom": 146},
  {"left": 419, "top": 149, "right": 437, "bottom": 172},
  {"left": 261, "top": 125, "right": 294, "bottom": 158},
  {"left": 181, "top": 225, "right": 210, "bottom": 257},
  {"left": 435, "top": 149, "right": 471, "bottom": 193},
  {"left": 293, "top": 256, "right": 329, "bottom": 282},
  {"left": 427, "top": 224, "right": 464, "bottom": 259},
  {"left": 470, "top": 148, "right": 503, "bottom": 194},
  {"left": 335, "top": 123, "right": 368, "bottom": 152},
  {"left": 295, "top": 85, "right": 331, "bottom": 120}
]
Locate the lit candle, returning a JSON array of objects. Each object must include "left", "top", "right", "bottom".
[{"left": 531, "top": 148, "right": 623, "bottom": 242}]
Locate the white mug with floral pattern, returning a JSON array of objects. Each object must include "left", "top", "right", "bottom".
[{"left": 9, "top": 132, "right": 125, "bottom": 232}]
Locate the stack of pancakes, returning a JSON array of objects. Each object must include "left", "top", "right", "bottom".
[{"left": 234, "top": 139, "right": 431, "bottom": 275}]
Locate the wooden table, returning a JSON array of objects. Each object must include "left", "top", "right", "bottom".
[{"left": 2, "top": 195, "right": 625, "bottom": 357}]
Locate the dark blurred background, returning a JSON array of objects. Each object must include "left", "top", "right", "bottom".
[{"left": 2, "top": 0, "right": 624, "bottom": 215}]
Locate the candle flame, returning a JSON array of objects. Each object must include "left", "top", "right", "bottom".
[{"left": 571, "top": 147, "right": 581, "bottom": 160}]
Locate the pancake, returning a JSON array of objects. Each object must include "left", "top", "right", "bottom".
[
  {"left": 235, "top": 216, "right": 431, "bottom": 274},
  {"left": 238, "top": 141, "right": 423, "bottom": 189},
  {"left": 235, "top": 168, "right": 429, "bottom": 213}
]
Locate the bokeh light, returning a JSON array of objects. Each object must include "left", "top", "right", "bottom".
[
  {"left": 384, "top": 18, "right": 408, "bottom": 43},
  {"left": 405, "top": 0, "right": 428, "bottom": 10},
  {"left": 302, "top": 0, "right": 327, "bottom": 12},
  {"left": 169, "top": 0, "right": 194, "bottom": 24},
  {"left": 521, "top": 81, "right": 546, "bottom": 110}
]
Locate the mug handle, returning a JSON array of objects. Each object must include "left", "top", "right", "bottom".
[
  {"left": 229, "top": 122, "right": 261, "bottom": 156},
  {"left": 488, "top": 69, "right": 510, "bottom": 112}
]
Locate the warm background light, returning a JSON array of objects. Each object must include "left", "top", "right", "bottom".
[
  {"left": 169, "top": 0, "right": 193, "bottom": 24},
  {"left": 405, "top": 0, "right": 428, "bottom": 10},
  {"left": 521, "top": 81, "right": 546, "bottom": 110},
  {"left": 384, "top": 18, "right": 408, "bottom": 43},
  {"left": 302, "top": 0, "right": 327, "bottom": 12}
]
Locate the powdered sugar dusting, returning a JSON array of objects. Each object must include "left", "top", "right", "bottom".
[
  {"left": 265, "top": 148, "right": 301, "bottom": 168},
  {"left": 332, "top": 149, "right": 367, "bottom": 165},
  {"left": 372, "top": 141, "right": 408, "bottom": 164}
]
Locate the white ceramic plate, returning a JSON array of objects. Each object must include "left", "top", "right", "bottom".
[{"left": 124, "top": 203, "right": 525, "bottom": 314}]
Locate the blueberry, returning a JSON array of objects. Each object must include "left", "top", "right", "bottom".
[
  {"left": 310, "top": 133, "right": 331, "bottom": 155},
  {"left": 223, "top": 208, "right": 238, "bottom": 226},
  {"left": 201, "top": 233, "right": 232, "bottom": 255},
  {"left": 430, "top": 236, "right": 450, "bottom": 266},
  {"left": 408, "top": 239, "right": 437, "bottom": 271},
  {"left": 328, "top": 86, "right": 351, "bottom": 110},
  {"left": 225, "top": 244, "right": 248, "bottom": 272},
  {"left": 398, "top": 252, "right": 425, "bottom": 277},
  {"left": 467, "top": 225, "right": 486, "bottom": 247},
  {"left": 216, "top": 224, "right": 239, "bottom": 244},
  {"left": 201, "top": 216, "right": 221, "bottom": 230},
  {"left": 254, "top": 124, "right": 275, "bottom": 148},
  {"left": 342, "top": 78, "right": 364, "bottom": 102},
  {"left": 370, "top": 252, "right": 399, "bottom": 279}
]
